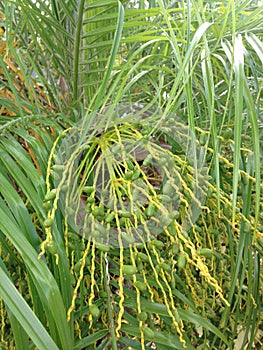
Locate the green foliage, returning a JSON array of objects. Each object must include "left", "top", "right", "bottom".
[{"left": 0, "top": 1, "right": 262, "bottom": 349}]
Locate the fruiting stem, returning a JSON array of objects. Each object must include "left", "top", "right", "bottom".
[{"left": 104, "top": 254, "right": 118, "bottom": 350}]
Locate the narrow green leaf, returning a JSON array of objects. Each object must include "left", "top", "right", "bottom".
[
  {"left": 74, "top": 329, "right": 108, "bottom": 350},
  {"left": 0, "top": 208, "right": 73, "bottom": 349},
  {"left": 232, "top": 34, "right": 244, "bottom": 223},
  {"left": 122, "top": 324, "right": 195, "bottom": 350},
  {"left": 90, "top": 0, "right": 124, "bottom": 111},
  {"left": 0, "top": 268, "right": 60, "bottom": 350},
  {"left": 246, "top": 32, "right": 263, "bottom": 64}
]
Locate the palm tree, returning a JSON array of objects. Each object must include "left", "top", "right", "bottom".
[{"left": 0, "top": 1, "right": 262, "bottom": 349}]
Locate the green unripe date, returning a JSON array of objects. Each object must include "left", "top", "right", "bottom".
[
  {"left": 244, "top": 222, "right": 250, "bottom": 233},
  {"left": 126, "top": 160, "right": 134, "bottom": 170},
  {"left": 46, "top": 241, "right": 57, "bottom": 254},
  {"left": 99, "top": 291, "right": 107, "bottom": 298},
  {"left": 136, "top": 252, "right": 149, "bottom": 262},
  {"left": 43, "top": 218, "right": 54, "bottom": 228},
  {"left": 143, "top": 326, "right": 155, "bottom": 339},
  {"left": 124, "top": 171, "right": 134, "bottom": 180},
  {"left": 105, "top": 212, "right": 115, "bottom": 223},
  {"left": 42, "top": 201, "right": 50, "bottom": 211},
  {"left": 44, "top": 189, "right": 57, "bottom": 202},
  {"left": 74, "top": 260, "right": 83, "bottom": 274},
  {"left": 68, "top": 232, "right": 79, "bottom": 241},
  {"left": 134, "top": 281, "right": 147, "bottom": 292},
  {"left": 138, "top": 311, "right": 148, "bottom": 321},
  {"left": 142, "top": 155, "right": 152, "bottom": 167},
  {"left": 137, "top": 260, "right": 144, "bottom": 272},
  {"left": 92, "top": 206, "right": 105, "bottom": 217},
  {"left": 86, "top": 196, "right": 95, "bottom": 204},
  {"left": 159, "top": 262, "right": 171, "bottom": 271},
  {"left": 119, "top": 210, "right": 132, "bottom": 218},
  {"left": 144, "top": 203, "right": 155, "bottom": 218},
  {"left": 83, "top": 186, "right": 95, "bottom": 194},
  {"left": 89, "top": 304, "right": 100, "bottom": 318},
  {"left": 177, "top": 253, "right": 186, "bottom": 270},
  {"left": 158, "top": 194, "right": 172, "bottom": 204},
  {"left": 131, "top": 169, "right": 141, "bottom": 180},
  {"left": 96, "top": 243, "right": 110, "bottom": 252},
  {"left": 151, "top": 239, "right": 164, "bottom": 250},
  {"left": 122, "top": 265, "right": 137, "bottom": 275}
]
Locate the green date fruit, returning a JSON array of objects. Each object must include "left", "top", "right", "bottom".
[
  {"left": 134, "top": 281, "right": 147, "bottom": 292},
  {"left": 42, "top": 201, "right": 50, "bottom": 211},
  {"left": 138, "top": 311, "right": 148, "bottom": 321},
  {"left": 143, "top": 326, "right": 155, "bottom": 339},
  {"left": 119, "top": 210, "right": 132, "bottom": 218},
  {"left": 158, "top": 262, "right": 171, "bottom": 271},
  {"left": 89, "top": 304, "right": 100, "bottom": 318},
  {"left": 43, "top": 218, "right": 54, "bottom": 228},
  {"left": 122, "top": 265, "right": 137, "bottom": 275},
  {"left": 44, "top": 189, "right": 57, "bottom": 202},
  {"left": 144, "top": 203, "right": 155, "bottom": 218},
  {"left": 105, "top": 212, "right": 115, "bottom": 223},
  {"left": 96, "top": 243, "right": 110, "bottom": 252},
  {"left": 136, "top": 252, "right": 149, "bottom": 262},
  {"left": 46, "top": 241, "right": 57, "bottom": 254},
  {"left": 83, "top": 186, "right": 95, "bottom": 194},
  {"left": 177, "top": 253, "right": 186, "bottom": 270}
]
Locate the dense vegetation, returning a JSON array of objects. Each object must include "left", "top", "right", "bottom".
[{"left": 0, "top": 1, "right": 262, "bottom": 349}]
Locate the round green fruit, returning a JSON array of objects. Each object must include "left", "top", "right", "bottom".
[
  {"left": 144, "top": 203, "right": 155, "bottom": 218},
  {"left": 68, "top": 232, "right": 79, "bottom": 241},
  {"left": 223, "top": 128, "right": 232, "bottom": 139},
  {"left": 96, "top": 243, "right": 110, "bottom": 252},
  {"left": 124, "top": 171, "right": 134, "bottom": 180},
  {"left": 131, "top": 169, "right": 141, "bottom": 180},
  {"left": 105, "top": 212, "right": 115, "bottom": 223},
  {"left": 44, "top": 189, "right": 57, "bottom": 202},
  {"left": 134, "top": 281, "right": 147, "bottom": 292},
  {"left": 138, "top": 311, "right": 148, "bottom": 321},
  {"left": 158, "top": 262, "right": 171, "bottom": 271},
  {"left": 42, "top": 201, "right": 50, "bottom": 211},
  {"left": 46, "top": 241, "right": 57, "bottom": 254},
  {"left": 122, "top": 265, "right": 137, "bottom": 275},
  {"left": 151, "top": 239, "right": 164, "bottom": 250},
  {"left": 74, "top": 260, "right": 83, "bottom": 274},
  {"left": 89, "top": 304, "right": 100, "bottom": 318},
  {"left": 126, "top": 160, "right": 134, "bottom": 170},
  {"left": 83, "top": 186, "right": 95, "bottom": 194},
  {"left": 143, "top": 326, "right": 155, "bottom": 339},
  {"left": 136, "top": 252, "right": 149, "bottom": 262},
  {"left": 43, "top": 218, "right": 54, "bottom": 228},
  {"left": 119, "top": 210, "right": 132, "bottom": 218},
  {"left": 86, "top": 196, "right": 95, "bottom": 204},
  {"left": 92, "top": 206, "right": 105, "bottom": 217},
  {"left": 142, "top": 155, "right": 152, "bottom": 167},
  {"left": 177, "top": 253, "right": 186, "bottom": 270}
]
